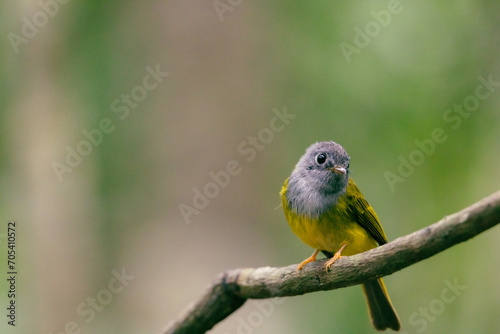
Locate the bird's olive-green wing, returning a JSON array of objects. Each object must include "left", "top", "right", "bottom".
[{"left": 343, "top": 178, "right": 388, "bottom": 245}]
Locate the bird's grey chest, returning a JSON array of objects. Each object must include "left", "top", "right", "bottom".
[{"left": 286, "top": 180, "right": 344, "bottom": 218}]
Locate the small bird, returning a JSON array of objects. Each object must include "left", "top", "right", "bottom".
[{"left": 280, "top": 141, "right": 400, "bottom": 331}]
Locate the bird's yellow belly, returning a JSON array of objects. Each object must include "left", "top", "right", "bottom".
[{"left": 286, "top": 210, "right": 378, "bottom": 256}]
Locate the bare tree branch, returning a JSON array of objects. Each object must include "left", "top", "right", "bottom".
[{"left": 163, "top": 190, "right": 500, "bottom": 334}]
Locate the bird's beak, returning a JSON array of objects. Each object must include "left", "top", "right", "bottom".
[{"left": 329, "top": 166, "right": 346, "bottom": 175}]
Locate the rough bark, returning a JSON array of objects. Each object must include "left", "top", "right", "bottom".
[{"left": 164, "top": 190, "right": 500, "bottom": 334}]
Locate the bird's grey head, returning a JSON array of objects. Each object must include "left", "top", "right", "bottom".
[{"left": 285, "top": 141, "right": 350, "bottom": 217}]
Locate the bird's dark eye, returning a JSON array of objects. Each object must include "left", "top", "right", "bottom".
[{"left": 316, "top": 153, "right": 327, "bottom": 165}]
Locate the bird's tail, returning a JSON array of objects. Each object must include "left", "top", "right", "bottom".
[{"left": 362, "top": 278, "right": 401, "bottom": 331}]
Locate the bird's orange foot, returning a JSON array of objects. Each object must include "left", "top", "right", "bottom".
[
  {"left": 324, "top": 244, "right": 348, "bottom": 272},
  {"left": 296, "top": 249, "right": 320, "bottom": 272}
]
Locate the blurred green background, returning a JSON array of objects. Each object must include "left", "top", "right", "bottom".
[{"left": 1, "top": 1, "right": 500, "bottom": 333}]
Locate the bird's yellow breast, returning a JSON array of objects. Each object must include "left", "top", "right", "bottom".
[{"left": 281, "top": 178, "right": 379, "bottom": 255}]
